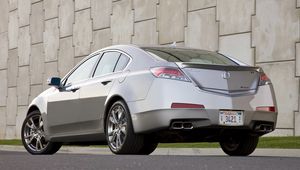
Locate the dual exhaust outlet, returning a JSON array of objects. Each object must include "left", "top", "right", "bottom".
[
  {"left": 171, "top": 121, "right": 194, "bottom": 130},
  {"left": 254, "top": 124, "right": 273, "bottom": 133}
]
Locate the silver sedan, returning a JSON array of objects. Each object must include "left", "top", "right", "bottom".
[{"left": 21, "top": 45, "right": 277, "bottom": 156}]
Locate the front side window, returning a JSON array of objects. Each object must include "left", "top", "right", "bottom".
[
  {"left": 65, "top": 55, "right": 99, "bottom": 85},
  {"left": 93, "top": 52, "right": 121, "bottom": 77}
]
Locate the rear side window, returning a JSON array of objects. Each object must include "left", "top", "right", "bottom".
[
  {"left": 114, "top": 54, "right": 130, "bottom": 72},
  {"left": 143, "top": 47, "right": 237, "bottom": 65},
  {"left": 94, "top": 52, "right": 121, "bottom": 77}
]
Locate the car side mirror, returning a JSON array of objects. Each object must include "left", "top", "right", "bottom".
[{"left": 47, "top": 77, "right": 61, "bottom": 88}]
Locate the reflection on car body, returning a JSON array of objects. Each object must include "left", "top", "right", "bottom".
[{"left": 21, "top": 45, "right": 277, "bottom": 156}]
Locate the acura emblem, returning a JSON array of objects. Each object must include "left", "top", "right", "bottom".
[{"left": 222, "top": 72, "right": 231, "bottom": 79}]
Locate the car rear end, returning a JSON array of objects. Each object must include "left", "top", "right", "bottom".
[{"left": 129, "top": 47, "right": 277, "bottom": 139}]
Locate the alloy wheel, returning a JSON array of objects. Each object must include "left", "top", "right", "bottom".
[
  {"left": 23, "top": 114, "right": 49, "bottom": 152},
  {"left": 107, "top": 104, "right": 128, "bottom": 151}
]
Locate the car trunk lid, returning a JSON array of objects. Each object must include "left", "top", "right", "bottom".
[{"left": 177, "top": 63, "right": 260, "bottom": 96}]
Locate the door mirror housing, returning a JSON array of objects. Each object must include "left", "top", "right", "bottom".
[{"left": 47, "top": 77, "right": 61, "bottom": 88}]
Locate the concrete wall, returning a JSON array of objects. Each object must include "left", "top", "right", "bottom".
[{"left": 0, "top": 0, "right": 299, "bottom": 139}]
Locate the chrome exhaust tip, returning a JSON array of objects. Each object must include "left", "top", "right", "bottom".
[
  {"left": 171, "top": 122, "right": 183, "bottom": 129},
  {"left": 183, "top": 123, "right": 193, "bottom": 129}
]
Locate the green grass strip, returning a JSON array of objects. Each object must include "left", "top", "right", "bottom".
[{"left": 0, "top": 139, "right": 22, "bottom": 146}]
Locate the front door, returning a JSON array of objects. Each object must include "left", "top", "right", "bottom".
[{"left": 46, "top": 55, "right": 99, "bottom": 137}]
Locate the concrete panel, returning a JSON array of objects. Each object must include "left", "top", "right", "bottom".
[
  {"left": 17, "top": 66, "right": 30, "bottom": 106},
  {"left": 0, "top": 107, "right": 6, "bottom": 139},
  {"left": 91, "top": 28, "right": 112, "bottom": 52},
  {"left": 0, "top": 32, "right": 8, "bottom": 69},
  {"left": 58, "top": 37, "right": 74, "bottom": 77},
  {"left": 29, "top": 85, "right": 43, "bottom": 102},
  {"left": 5, "top": 126, "right": 16, "bottom": 139},
  {"left": 73, "top": 9, "right": 92, "bottom": 56},
  {"left": 8, "top": 10, "right": 18, "bottom": 49},
  {"left": 16, "top": 106, "right": 27, "bottom": 139},
  {"left": 59, "top": 0, "right": 74, "bottom": 37},
  {"left": 30, "top": 2, "right": 44, "bottom": 44},
  {"left": 133, "top": 0, "right": 157, "bottom": 21},
  {"left": 7, "top": 49, "right": 18, "bottom": 87},
  {"left": 0, "top": 70, "right": 7, "bottom": 106},
  {"left": 265, "top": 129, "right": 294, "bottom": 137},
  {"left": 158, "top": 0, "right": 187, "bottom": 44},
  {"left": 295, "top": 112, "right": 300, "bottom": 136},
  {"left": 257, "top": 61, "right": 299, "bottom": 129},
  {"left": 75, "top": 0, "right": 90, "bottom": 11},
  {"left": 18, "top": 0, "right": 31, "bottom": 27},
  {"left": 44, "top": 0, "right": 59, "bottom": 20},
  {"left": 111, "top": 0, "right": 134, "bottom": 44},
  {"left": 6, "top": 88, "right": 17, "bottom": 126},
  {"left": 91, "top": 0, "right": 112, "bottom": 30},
  {"left": 298, "top": 0, "right": 300, "bottom": 8},
  {"left": 32, "top": 0, "right": 41, "bottom": 3},
  {"left": 132, "top": 19, "right": 158, "bottom": 45},
  {"left": 253, "top": 0, "right": 300, "bottom": 62},
  {"left": 188, "top": 0, "right": 216, "bottom": 11},
  {"left": 219, "top": 33, "right": 254, "bottom": 65},
  {"left": 0, "top": 0, "right": 9, "bottom": 33},
  {"left": 9, "top": 0, "right": 17, "bottom": 11},
  {"left": 30, "top": 43, "right": 44, "bottom": 85},
  {"left": 44, "top": 18, "right": 59, "bottom": 62},
  {"left": 185, "top": 8, "right": 218, "bottom": 51},
  {"left": 18, "top": 26, "right": 31, "bottom": 66},
  {"left": 217, "top": 0, "right": 254, "bottom": 35},
  {"left": 43, "top": 62, "right": 59, "bottom": 90},
  {"left": 296, "top": 43, "right": 300, "bottom": 76}
]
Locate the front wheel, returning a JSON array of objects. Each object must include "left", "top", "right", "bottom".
[
  {"left": 21, "top": 110, "right": 62, "bottom": 154},
  {"left": 219, "top": 135, "right": 259, "bottom": 156}
]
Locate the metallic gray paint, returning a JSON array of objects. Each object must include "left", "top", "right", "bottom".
[{"left": 25, "top": 44, "right": 278, "bottom": 143}]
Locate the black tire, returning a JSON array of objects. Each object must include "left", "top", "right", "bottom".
[
  {"left": 21, "top": 110, "right": 62, "bottom": 155},
  {"left": 105, "top": 100, "right": 144, "bottom": 154},
  {"left": 219, "top": 134, "right": 259, "bottom": 156},
  {"left": 137, "top": 137, "right": 158, "bottom": 155}
]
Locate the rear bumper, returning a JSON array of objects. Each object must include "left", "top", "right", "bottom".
[{"left": 131, "top": 109, "right": 277, "bottom": 134}]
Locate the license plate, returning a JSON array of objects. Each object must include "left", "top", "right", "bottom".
[{"left": 219, "top": 110, "right": 244, "bottom": 126}]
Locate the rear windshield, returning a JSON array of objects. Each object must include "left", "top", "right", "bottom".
[{"left": 142, "top": 47, "right": 237, "bottom": 65}]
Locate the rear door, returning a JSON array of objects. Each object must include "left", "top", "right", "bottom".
[{"left": 77, "top": 51, "right": 131, "bottom": 133}]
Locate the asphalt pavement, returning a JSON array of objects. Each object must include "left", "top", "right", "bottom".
[{"left": 0, "top": 146, "right": 300, "bottom": 170}]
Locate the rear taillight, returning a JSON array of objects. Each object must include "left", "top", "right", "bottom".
[
  {"left": 150, "top": 67, "right": 190, "bottom": 82},
  {"left": 256, "top": 106, "right": 276, "bottom": 112},
  {"left": 171, "top": 103, "right": 205, "bottom": 109},
  {"left": 259, "top": 72, "right": 271, "bottom": 86}
]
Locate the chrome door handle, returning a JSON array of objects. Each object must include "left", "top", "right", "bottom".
[{"left": 101, "top": 80, "right": 112, "bottom": 85}]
